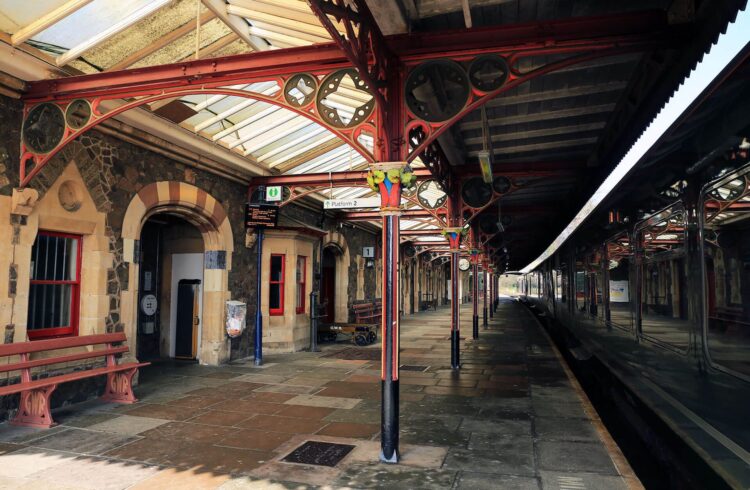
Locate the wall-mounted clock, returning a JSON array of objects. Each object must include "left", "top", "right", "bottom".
[{"left": 458, "top": 258, "right": 471, "bottom": 271}]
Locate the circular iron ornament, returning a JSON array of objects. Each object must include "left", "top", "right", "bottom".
[
  {"left": 459, "top": 258, "right": 471, "bottom": 271},
  {"left": 417, "top": 179, "right": 448, "bottom": 209},
  {"left": 405, "top": 60, "right": 470, "bottom": 123},
  {"left": 316, "top": 69, "right": 375, "bottom": 129},
  {"left": 461, "top": 177, "right": 493, "bottom": 209},
  {"left": 23, "top": 103, "right": 65, "bottom": 154},
  {"left": 468, "top": 55, "right": 510, "bottom": 93},
  {"left": 492, "top": 176, "right": 511, "bottom": 194},
  {"left": 708, "top": 177, "right": 746, "bottom": 201},
  {"left": 500, "top": 215, "right": 512, "bottom": 227},
  {"left": 284, "top": 73, "right": 317, "bottom": 108},
  {"left": 65, "top": 99, "right": 92, "bottom": 130}
]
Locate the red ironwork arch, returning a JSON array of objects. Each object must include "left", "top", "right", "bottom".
[{"left": 20, "top": 85, "right": 376, "bottom": 187}]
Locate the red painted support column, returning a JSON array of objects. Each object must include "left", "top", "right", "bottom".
[
  {"left": 369, "top": 162, "right": 414, "bottom": 464},
  {"left": 471, "top": 253, "right": 479, "bottom": 339},
  {"left": 443, "top": 227, "right": 464, "bottom": 370},
  {"left": 489, "top": 272, "right": 494, "bottom": 319},
  {"left": 483, "top": 267, "right": 488, "bottom": 328}
]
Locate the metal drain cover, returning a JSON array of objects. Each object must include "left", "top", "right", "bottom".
[
  {"left": 400, "top": 365, "right": 429, "bottom": 372},
  {"left": 282, "top": 440, "right": 355, "bottom": 467}
]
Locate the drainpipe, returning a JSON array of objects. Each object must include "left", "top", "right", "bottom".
[{"left": 254, "top": 227, "right": 264, "bottom": 366}]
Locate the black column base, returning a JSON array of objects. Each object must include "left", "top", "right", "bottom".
[
  {"left": 483, "top": 308, "right": 488, "bottom": 328},
  {"left": 472, "top": 315, "right": 479, "bottom": 339},
  {"left": 380, "top": 379, "right": 400, "bottom": 463},
  {"left": 451, "top": 330, "right": 460, "bottom": 369}
]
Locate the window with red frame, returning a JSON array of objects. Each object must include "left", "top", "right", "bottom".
[
  {"left": 269, "top": 254, "right": 284, "bottom": 315},
  {"left": 296, "top": 256, "right": 306, "bottom": 314},
  {"left": 27, "top": 231, "right": 82, "bottom": 339}
]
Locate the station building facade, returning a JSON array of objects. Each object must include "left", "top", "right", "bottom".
[{"left": 0, "top": 88, "right": 448, "bottom": 387}]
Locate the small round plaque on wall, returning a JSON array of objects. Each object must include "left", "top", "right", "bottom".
[
  {"left": 58, "top": 180, "right": 83, "bottom": 212},
  {"left": 141, "top": 294, "right": 158, "bottom": 316}
]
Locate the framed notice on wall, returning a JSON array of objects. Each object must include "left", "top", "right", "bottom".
[
  {"left": 609, "top": 280, "right": 629, "bottom": 302},
  {"left": 245, "top": 203, "right": 279, "bottom": 228}
]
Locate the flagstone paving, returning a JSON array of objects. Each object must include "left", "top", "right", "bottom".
[{"left": 0, "top": 299, "right": 640, "bottom": 489}]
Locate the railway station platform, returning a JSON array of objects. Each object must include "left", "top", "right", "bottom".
[{"left": 0, "top": 299, "right": 638, "bottom": 490}]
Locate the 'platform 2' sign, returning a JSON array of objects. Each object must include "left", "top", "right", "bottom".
[{"left": 245, "top": 203, "right": 279, "bottom": 228}]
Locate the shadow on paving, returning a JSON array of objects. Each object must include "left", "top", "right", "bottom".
[{"left": 0, "top": 299, "right": 632, "bottom": 489}]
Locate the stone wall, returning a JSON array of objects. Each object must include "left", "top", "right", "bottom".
[
  {"left": 0, "top": 94, "right": 256, "bottom": 360},
  {"left": 0, "top": 93, "right": 387, "bottom": 362}
]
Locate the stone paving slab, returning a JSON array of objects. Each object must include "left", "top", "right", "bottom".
[
  {"left": 0, "top": 300, "right": 638, "bottom": 489},
  {"left": 334, "top": 462, "right": 458, "bottom": 489},
  {"left": 456, "top": 472, "right": 540, "bottom": 490},
  {"left": 537, "top": 441, "right": 619, "bottom": 474},
  {"left": 0, "top": 447, "right": 74, "bottom": 478},
  {"left": 86, "top": 415, "right": 169, "bottom": 436},
  {"left": 284, "top": 394, "right": 361, "bottom": 409},
  {"left": 26, "top": 427, "right": 137, "bottom": 455},
  {"left": 539, "top": 470, "right": 629, "bottom": 490},
  {"left": 27, "top": 455, "right": 160, "bottom": 490}
]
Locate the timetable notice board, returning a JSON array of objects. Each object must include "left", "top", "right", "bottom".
[{"left": 245, "top": 203, "right": 279, "bottom": 228}]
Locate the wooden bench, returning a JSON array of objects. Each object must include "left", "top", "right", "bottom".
[
  {"left": 352, "top": 300, "right": 382, "bottom": 323},
  {"left": 0, "top": 333, "right": 149, "bottom": 428},
  {"left": 421, "top": 293, "right": 437, "bottom": 311}
]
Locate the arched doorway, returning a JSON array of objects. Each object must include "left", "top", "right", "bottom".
[
  {"left": 319, "top": 231, "right": 350, "bottom": 323},
  {"left": 321, "top": 246, "right": 338, "bottom": 322},
  {"left": 137, "top": 214, "right": 204, "bottom": 361},
  {"left": 121, "top": 182, "right": 234, "bottom": 365}
]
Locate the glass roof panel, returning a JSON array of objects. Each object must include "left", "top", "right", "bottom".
[
  {"left": 32, "top": 0, "right": 157, "bottom": 50},
  {"left": 265, "top": 133, "right": 337, "bottom": 167},
  {"left": 0, "top": 0, "right": 70, "bottom": 33}
]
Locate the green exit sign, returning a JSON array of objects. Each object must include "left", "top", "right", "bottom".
[{"left": 266, "top": 186, "right": 282, "bottom": 202}]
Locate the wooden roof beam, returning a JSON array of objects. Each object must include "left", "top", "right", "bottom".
[
  {"left": 486, "top": 81, "right": 628, "bottom": 108},
  {"left": 460, "top": 104, "right": 616, "bottom": 131},
  {"left": 201, "top": 0, "right": 270, "bottom": 51},
  {"left": 463, "top": 122, "right": 607, "bottom": 145}
]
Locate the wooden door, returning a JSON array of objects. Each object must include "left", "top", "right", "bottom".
[{"left": 321, "top": 249, "right": 336, "bottom": 322}]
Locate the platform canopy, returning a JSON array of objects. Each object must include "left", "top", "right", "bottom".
[{"left": 0, "top": 0, "right": 741, "bottom": 270}]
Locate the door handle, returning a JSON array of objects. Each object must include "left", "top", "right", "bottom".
[{"left": 194, "top": 316, "right": 200, "bottom": 326}]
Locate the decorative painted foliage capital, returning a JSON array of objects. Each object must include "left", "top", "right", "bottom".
[
  {"left": 367, "top": 162, "right": 415, "bottom": 212},
  {"left": 441, "top": 226, "right": 466, "bottom": 251}
]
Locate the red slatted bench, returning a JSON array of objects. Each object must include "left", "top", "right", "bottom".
[
  {"left": 352, "top": 299, "right": 382, "bottom": 324},
  {"left": 0, "top": 332, "right": 149, "bottom": 428}
]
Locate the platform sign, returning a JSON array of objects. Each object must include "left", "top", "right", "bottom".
[
  {"left": 323, "top": 197, "right": 380, "bottom": 209},
  {"left": 266, "top": 186, "right": 282, "bottom": 202},
  {"left": 245, "top": 203, "right": 279, "bottom": 228}
]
